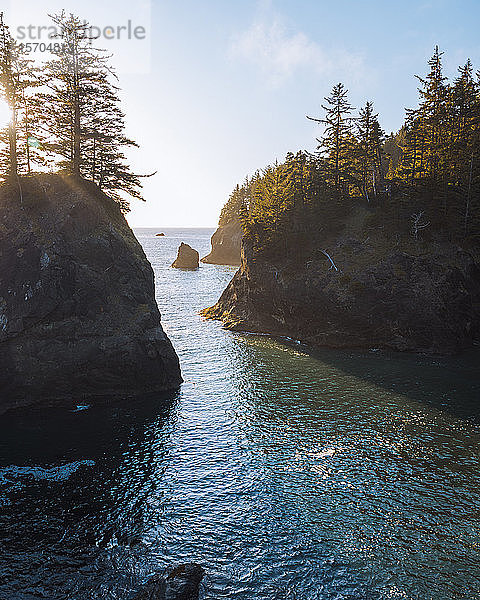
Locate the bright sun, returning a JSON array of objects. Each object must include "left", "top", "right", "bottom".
[{"left": 0, "top": 100, "right": 12, "bottom": 128}]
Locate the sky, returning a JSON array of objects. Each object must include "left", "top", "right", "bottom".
[{"left": 4, "top": 0, "right": 480, "bottom": 226}]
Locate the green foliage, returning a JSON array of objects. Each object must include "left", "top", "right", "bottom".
[
  {"left": 393, "top": 47, "right": 480, "bottom": 237},
  {"left": 307, "top": 82, "right": 355, "bottom": 192},
  {"left": 0, "top": 11, "right": 149, "bottom": 210},
  {"left": 352, "top": 101, "right": 385, "bottom": 201},
  {"left": 218, "top": 179, "right": 250, "bottom": 226},
  {"left": 219, "top": 46, "right": 480, "bottom": 249}
]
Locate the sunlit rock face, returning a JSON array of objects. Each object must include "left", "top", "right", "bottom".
[
  {"left": 171, "top": 242, "right": 199, "bottom": 270},
  {"left": 204, "top": 207, "right": 480, "bottom": 355},
  {"left": 201, "top": 219, "right": 242, "bottom": 266},
  {"left": 0, "top": 174, "right": 182, "bottom": 413}
]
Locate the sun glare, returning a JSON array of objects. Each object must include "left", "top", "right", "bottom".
[{"left": 0, "top": 100, "right": 12, "bottom": 128}]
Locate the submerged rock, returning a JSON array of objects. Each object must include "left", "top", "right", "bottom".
[
  {"left": 0, "top": 174, "right": 182, "bottom": 414},
  {"left": 201, "top": 219, "right": 242, "bottom": 266},
  {"left": 133, "top": 563, "right": 205, "bottom": 600},
  {"left": 171, "top": 243, "right": 199, "bottom": 270},
  {"left": 203, "top": 207, "right": 480, "bottom": 355}
]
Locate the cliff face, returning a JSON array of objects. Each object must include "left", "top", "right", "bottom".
[
  {"left": 203, "top": 208, "right": 480, "bottom": 354},
  {"left": 0, "top": 174, "right": 182, "bottom": 413},
  {"left": 201, "top": 219, "right": 242, "bottom": 266}
]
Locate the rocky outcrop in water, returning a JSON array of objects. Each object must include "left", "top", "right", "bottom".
[
  {"left": 172, "top": 243, "right": 199, "bottom": 270},
  {"left": 201, "top": 219, "right": 242, "bottom": 266},
  {"left": 133, "top": 564, "right": 204, "bottom": 600},
  {"left": 0, "top": 174, "right": 182, "bottom": 414},
  {"left": 203, "top": 208, "right": 480, "bottom": 354}
]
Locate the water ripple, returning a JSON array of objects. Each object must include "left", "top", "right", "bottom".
[{"left": 0, "top": 227, "right": 479, "bottom": 599}]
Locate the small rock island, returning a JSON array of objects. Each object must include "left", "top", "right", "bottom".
[
  {"left": 172, "top": 242, "right": 200, "bottom": 270},
  {"left": 0, "top": 174, "right": 182, "bottom": 413}
]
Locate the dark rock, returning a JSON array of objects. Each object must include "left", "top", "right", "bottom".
[
  {"left": 203, "top": 211, "right": 480, "bottom": 355},
  {"left": 156, "top": 233, "right": 165, "bottom": 237},
  {"left": 133, "top": 563, "right": 204, "bottom": 600},
  {"left": 0, "top": 174, "right": 182, "bottom": 414},
  {"left": 201, "top": 219, "right": 242, "bottom": 266},
  {"left": 171, "top": 243, "right": 199, "bottom": 270},
  {"left": 165, "top": 564, "right": 205, "bottom": 600},
  {"left": 133, "top": 574, "right": 166, "bottom": 600}
]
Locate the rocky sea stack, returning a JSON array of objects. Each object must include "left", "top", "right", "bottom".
[
  {"left": 0, "top": 174, "right": 182, "bottom": 413},
  {"left": 172, "top": 242, "right": 199, "bottom": 270},
  {"left": 203, "top": 205, "right": 480, "bottom": 355},
  {"left": 201, "top": 219, "right": 242, "bottom": 266}
]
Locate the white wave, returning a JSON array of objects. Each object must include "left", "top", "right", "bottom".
[{"left": 0, "top": 460, "right": 95, "bottom": 483}]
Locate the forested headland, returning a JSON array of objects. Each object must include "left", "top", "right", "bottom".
[
  {"left": 0, "top": 11, "right": 147, "bottom": 212},
  {"left": 205, "top": 47, "right": 480, "bottom": 354},
  {"left": 220, "top": 47, "right": 480, "bottom": 252}
]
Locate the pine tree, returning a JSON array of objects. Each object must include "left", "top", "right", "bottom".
[
  {"left": 307, "top": 83, "right": 355, "bottom": 194},
  {"left": 415, "top": 46, "right": 449, "bottom": 181},
  {"left": 285, "top": 151, "right": 314, "bottom": 208},
  {"left": 39, "top": 11, "right": 148, "bottom": 209},
  {"left": 81, "top": 78, "right": 144, "bottom": 208},
  {"left": 451, "top": 61, "right": 480, "bottom": 235},
  {"left": 0, "top": 13, "right": 43, "bottom": 178},
  {"left": 355, "top": 101, "right": 385, "bottom": 201},
  {"left": 0, "top": 14, "right": 28, "bottom": 177},
  {"left": 0, "top": 13, "right": 18, "bottom": 177}
]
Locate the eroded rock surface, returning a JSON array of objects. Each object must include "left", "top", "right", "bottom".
[
  {"left": 0, "top": 174, "right": 182, "bottom": 413},
  {"left": 203, "top": 208, "right": 480, "bottom": 354},
  {"left": 201, "top": 219, "right": 242, "bottom": 266},
  {"left": 172, "top": 243, "right": 199, "bottom": 270}
]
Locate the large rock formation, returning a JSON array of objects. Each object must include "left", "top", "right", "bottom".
[
  {"left": 203, "top": 208, "right": 480, "bottom": 354},
  {"left": 201, "top": 219, "right": 242, "bottom": 266},
  {"left": 0, "top": 174, "right": 182, "bottom": 413},
  {"left": 171, "top": 243, "right": 199, "bottom": 270}
]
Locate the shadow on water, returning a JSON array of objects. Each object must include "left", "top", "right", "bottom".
[
  {"left": 309, "top": 345, "right": 480, "bottom": 422},
  {"left": 0, "top": 391, "right": 179, "bottom": 600},
  {"left": 237, "top": 333, "right": 480, "bottom": 423},
  {"left": 219, "top": 333, "right": 480, "bottom": 600}
]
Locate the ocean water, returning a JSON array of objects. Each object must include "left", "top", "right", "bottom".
[{"left": 0, "top": 227, "right": 479, "bottom": 600}]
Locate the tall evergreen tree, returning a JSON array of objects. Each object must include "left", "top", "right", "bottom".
[
  {"left": 355, "top": 101, "right": 385, "bottom": 201},
  {"left": 0, "top": 14, "right": 32, "bottom": 177},
  {"left": 39, "top": 11, "right": 148, "bottom": 208},
  {"left": 0, "top": 13, "right": 42, "bottom": 178},
  {"left": 451, "top": 61, "right": 480, "bottom": 235},
  {"left": 415, "top": 45, "right": 449, "bottom": 180},
  {"left": 307, "top": 83, "right": 355, "bottom": 194}
]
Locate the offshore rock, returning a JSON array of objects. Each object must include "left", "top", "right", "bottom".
[
  {"left": 0, "top": 174, "right": 182, "bottom": 413},
  {"left": 171, "top": 242, "right": 199, "bottom": 270}
]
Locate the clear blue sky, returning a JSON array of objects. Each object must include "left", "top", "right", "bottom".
[{"left": 7, "top": 0, "right": 480, "bottom": 226}]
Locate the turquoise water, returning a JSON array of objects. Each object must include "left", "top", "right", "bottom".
[{"left": 0, "top": 227, "right": 479, "bottom": 599}]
